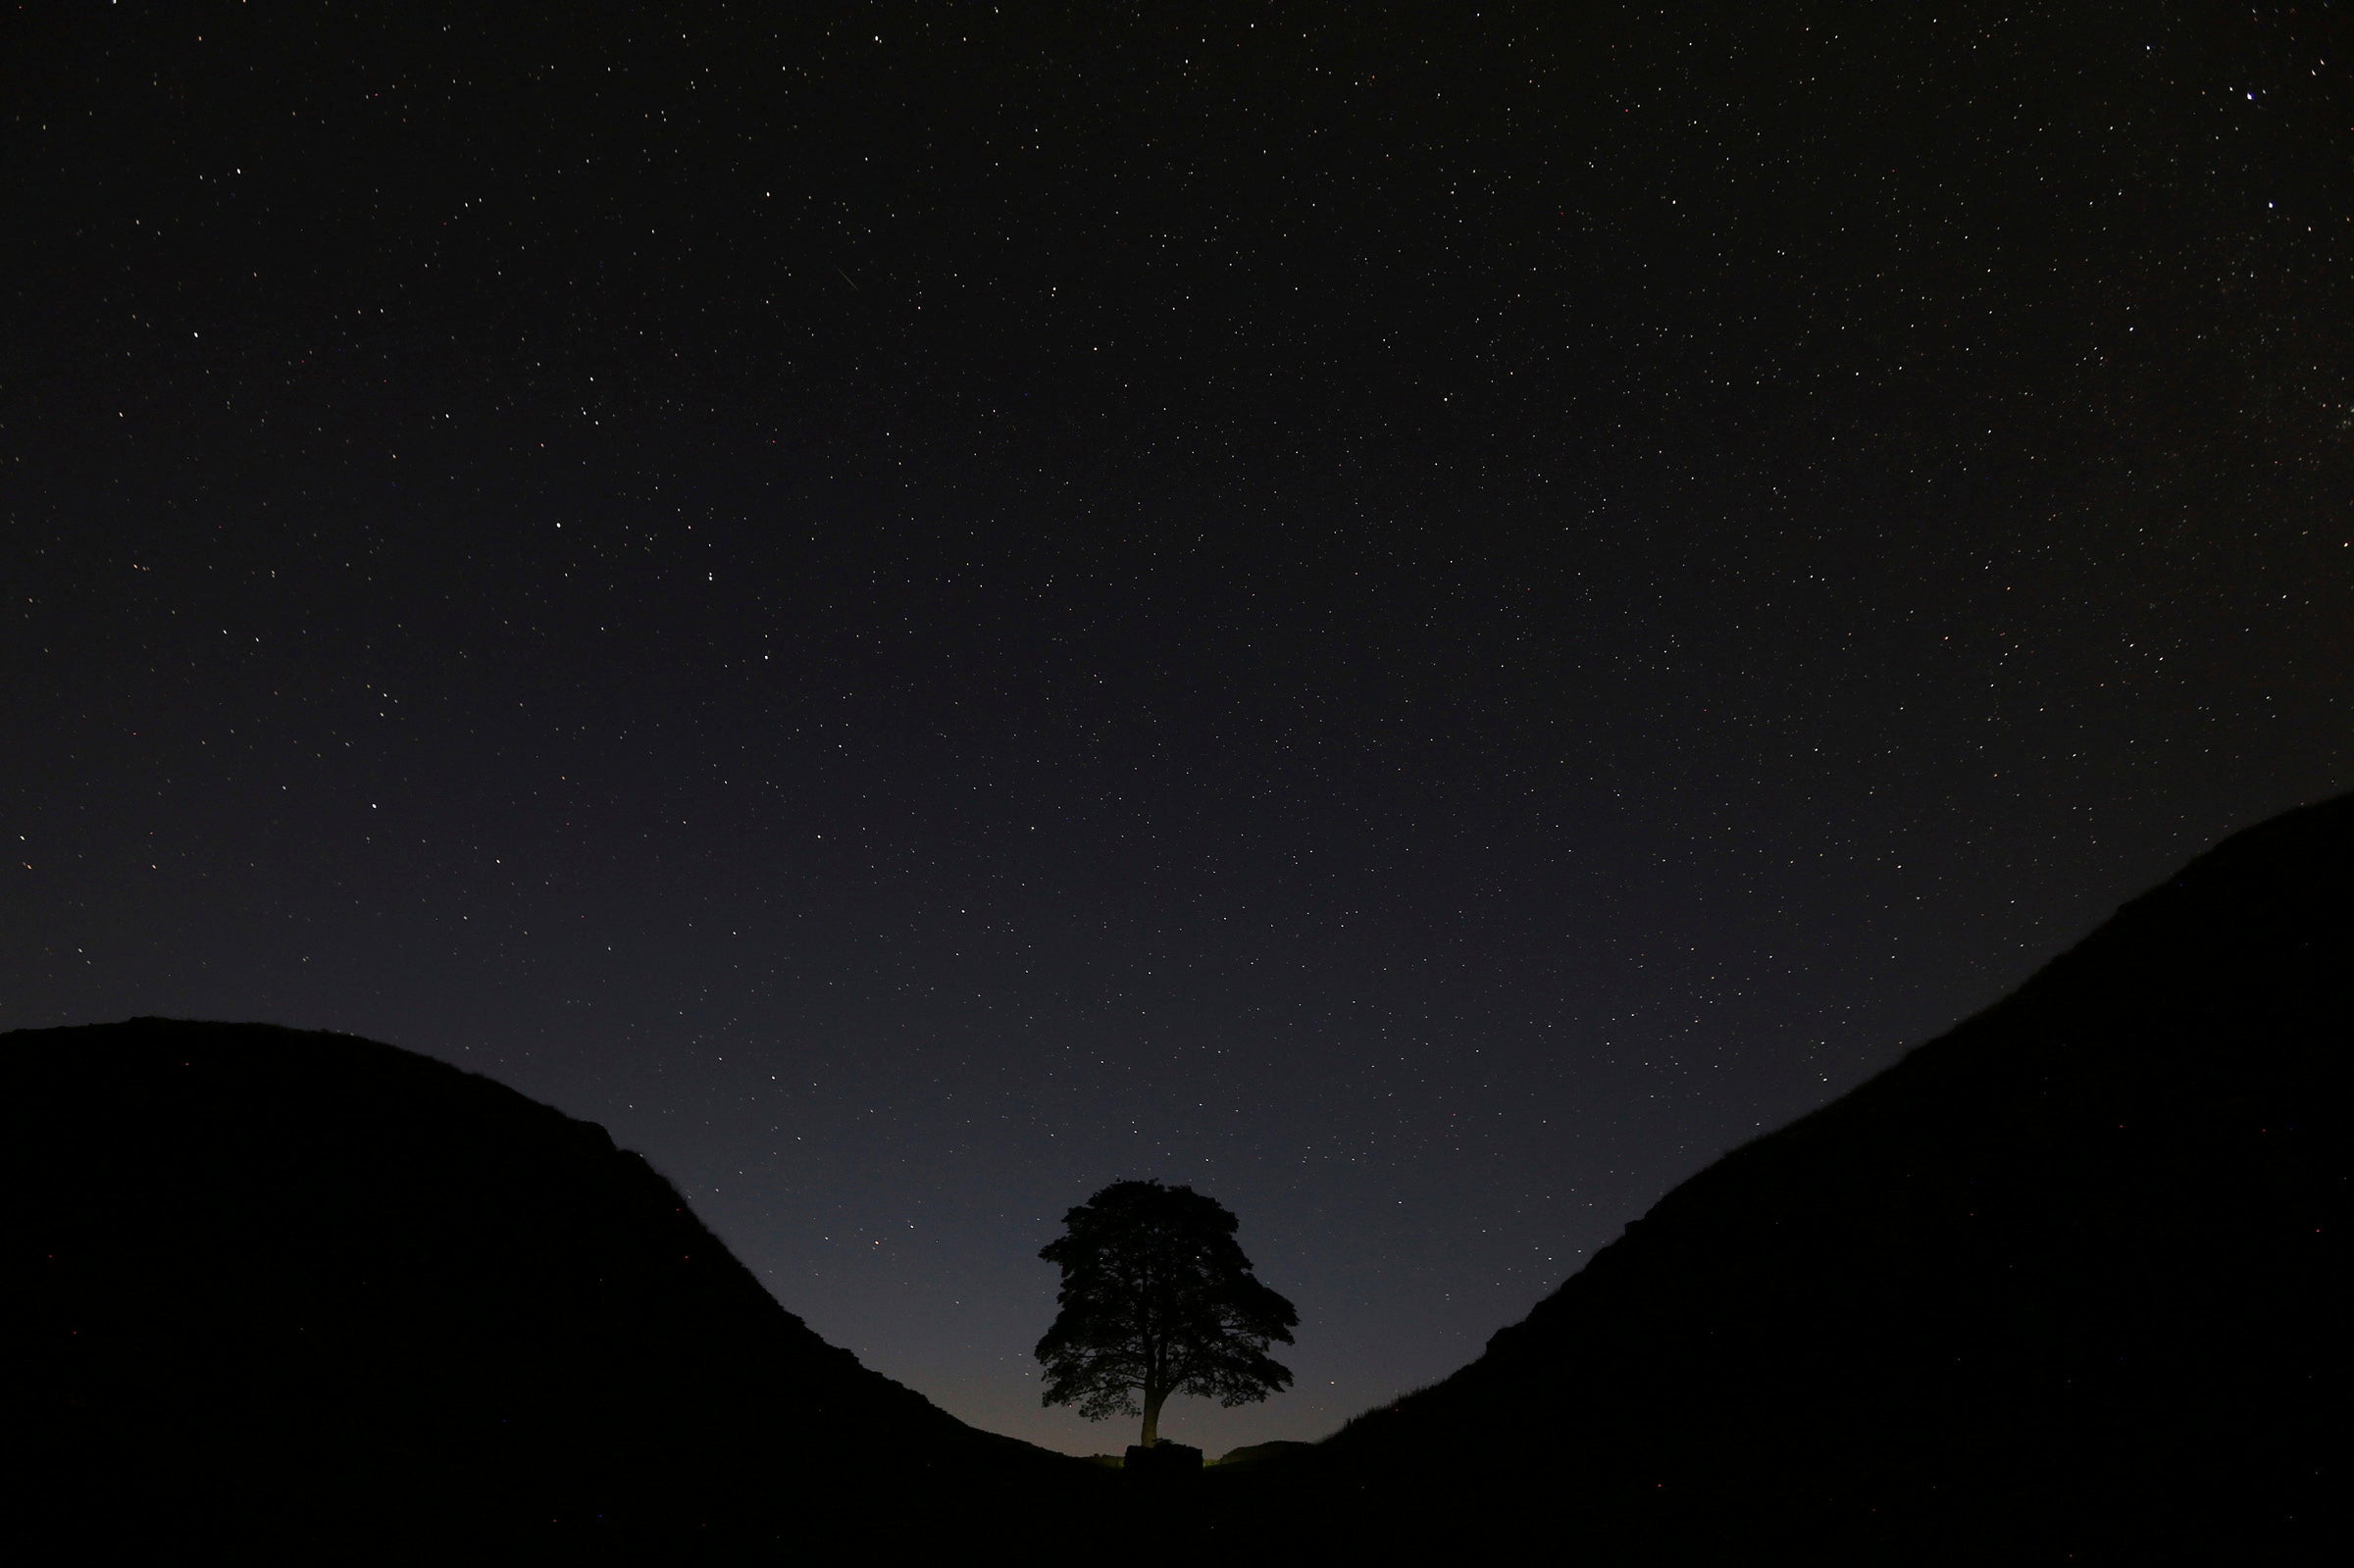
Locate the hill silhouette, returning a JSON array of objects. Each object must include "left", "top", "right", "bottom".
[
  {"left": 1209, "top": 795, "right": 2346, "bottom": 1561},
  {"left": 9, "top": 1018, "right": 1101, "bottom": 1556},
  {"left": 11, "top": 796, "right": 2345, "bottom": 1561}
]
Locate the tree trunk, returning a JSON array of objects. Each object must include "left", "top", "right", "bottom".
[{"left": 1140, "top": 1385, "right": 1167, "bottom": 1447}]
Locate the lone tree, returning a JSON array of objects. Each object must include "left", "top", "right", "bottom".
[{"left": 1035, "top": 1180, "right": 1299, "bottom": 1448}]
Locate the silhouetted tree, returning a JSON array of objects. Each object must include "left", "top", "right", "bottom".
[{"left": 1036, "top": 1180, "right": 1299, "bottom": 1447}]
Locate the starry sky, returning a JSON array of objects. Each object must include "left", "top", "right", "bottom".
[{"left": 5, "top": 2, "right": 2348, "bottom": 1454}]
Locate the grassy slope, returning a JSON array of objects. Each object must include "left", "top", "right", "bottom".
[
  {"left": 9, "top": 1017, "right": 1103, "bottom": 1556},
  {"left": 1208, "top": 794, "right": 2347, "bottom": 1562}
]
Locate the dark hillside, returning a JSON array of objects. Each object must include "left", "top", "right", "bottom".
[
  {"left": 11, "top": 793, "right": 2346, "bottom": 1564},
  {"left": 1224, "top": 795, "right": 2348, "bottom": 1561},
  {"left": 7, "top": 1018, "right": 1100, "bottom": 1556}
]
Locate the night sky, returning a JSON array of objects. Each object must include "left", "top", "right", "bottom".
[{"left": 5, "top": 2, "right": 2348, "bottom": 1454}]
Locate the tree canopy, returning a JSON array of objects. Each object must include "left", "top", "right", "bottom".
[{"left": 1035, "top": 1180, "right": 1299, "bottom": 1447}]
